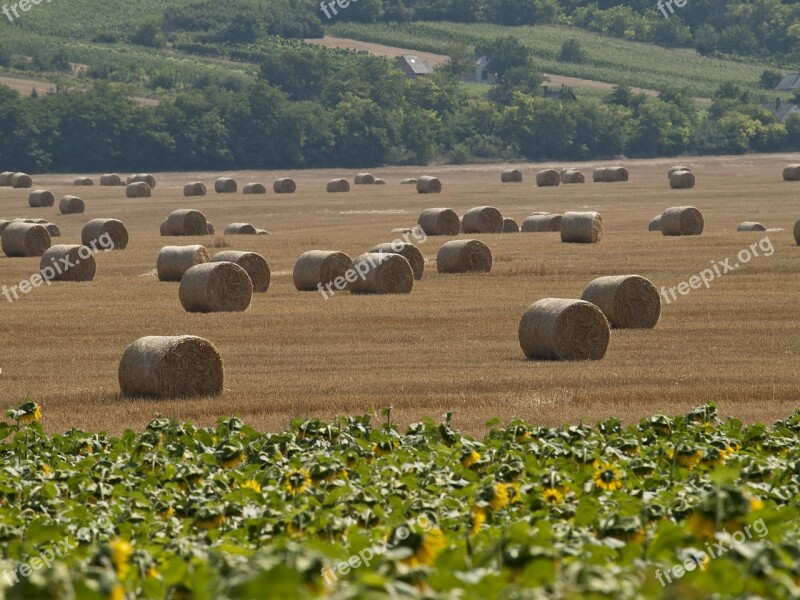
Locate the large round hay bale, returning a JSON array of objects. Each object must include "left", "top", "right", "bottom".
[
  {"left": 179, "top": 262, "right": 253, "bottom": 313},
  {"left": 783, "top": 165, "right": 800, "bottom": 181},
  {"left": 561, "top": 170, "right": 585, "bottom": 184},
  {"left": 592, "top": 168, "right": 607, "bottom": 182},
  {"left": 273, "top": 178, "right": 296, "bottom": 194},
  {"left": 416, "top": 176, "right": 442, "bottom": 194},
  {"left": 668, "top": 166, "right": 691, "bottom": 179},
  {"left": 126, "top": 182, "right": 151, "bottom": 198},
  {"left": 648, "top": 216, "right": 661, "bottom": 232},
  {"left": 354, "top": 173, "right": 375, "bottom": 185},
  {"left": 561, "top": 212, "right": 602, "bottom": 244},
  {"left": 522, "top": 214, "right": 562, "bottom": 233},
  {"left": 581, "top": 275, "right": 660, "bottom": 329},
  {"left": 293, "top": 250, "right": 352, "bottom": 291},
  {"left": 162, "top": 209, "right": 208, "bottom": 236},
  {"left": 215, "top": 177, "right": 238, "bottom": 193},
  {"left": 82, "top": 218, "right": 129, "bottom": 250},
  {"left": 794, "top": 219, "right": 800, "bottom": 245},
  {"left": 661, "top": 206, "right": 704, "bottom": 236},
  {"left": 58, "top": 195, "right": 85, "bottom": 215},
  {"left": 28, "top": 190, "right": 55, "bottom": 208},
  {"left": 74, "top": 177, "right": 94, "bottom": 186},
  {"left": 375, "top": 178, "right": 386, "bottom": 185},
  {"left": 462, "top": 206, "right": 504, "bottom": 234},
  {"left": 0, "top": 220, "right": 10, "bottom": 234},
  {"left": 39, "top": 245, "right": 96, "bottom": 281},
  {"left": 183, "top": 182, "right": 207, "bottom": 197},
  {"left": 11, "top": 173, "right": 32, "bottom": 188},
  {"left": 369, "top": 242, "right": 424, "bottom": 280},
  {"left": 128, "top": 174, "right": 156, "bottom": 188},
  {"left": 669, "top": 170, "right": 695, "bottom": 189},
  {"left": 224, "top": 223, "right": 257, "bottom": 235},
  {"left": 157, "top": 245, "right": 210, "bottom": 282},
  {"left": 603, "top": 167, "right": 629, "bottom": 182},
  {"left": 401, "top": 178, "right": 418, "bottom": 185},
  {"left": 536, "top": 169, "right": 560, "bottom": 187},
  {"left": 242, "top": 182, "right": 267, "bottom": 195},
  {"left": 1, "top": 223, "right": 51, "bottom": 257},
  {"left": 519, "top": 298, "right": 610, "bottom": 361},
  {"left": 437, "top": 239, "right": 492, "bottom": 273},
  {"left": 100, "top": 174, "right": 123, "bottom": 187},
  {"left": 417, "top": 208, "right": 459, "bottom": 236},
  {"left": 348, "top": 253, "right": 414, "bottom": 294},
  {"left": 737, "top": 222, "right": 766, "bottom": 232},
  {"left": 501, "top": 169, "right": 523, "bottom": 183},
  {"left": 159, "top": 221, "right": 168, "bottom": 236},
  {"left": 327, "top": 178, "right": 350, "bottom": 193},
  {"left": 44, "top": 223, "right": 60, "bottom": 237},
  {"left": 118, "top": 335, "right": 223, "bottom": 399},
  {"left": 210, "top": 251, "right": 270, "bottom": 293},
  {"left": 503, "top": 218, "right": 519, "bottom": 233},
  {"left": 0, "top": 172, "right": 14, "bottom": 186}
]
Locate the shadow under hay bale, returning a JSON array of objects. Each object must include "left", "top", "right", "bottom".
[
  {"left": 40, "top": 245, "right": 96, "bottom": 281},
  {"left": 661, "top": 206, "right": 704, "bottom": 236},
  {"left": 437, "top": 239, "right": 492, "bottom": 273},
  {"left": 581, "top": 275, "right": 660, "bottom": 329},
  {"left": 179, "top": 262, "right": 253, "bottom": 313},
  {"left": 369, "top": 242, "right": 424, "bottom": 280},
  {"left": 1, "top": 222, "right": 51, "bottom": 257},
  {"left": 418, "top": 208, "right": 459, "bottom": 236},
  {"left": 59, "top": 195, "right": 85, "bottom": 215},
  {"left": 28, "top": 190, "right": 54, "bottom": 208},
  {"left": 293, "top": 250, "right": 352, "bottom": 291},
  {"left": 462, "top": 206, "right": 504, "bottom": 234},
  {"left": 210, "top": 251, "right": 271, "bottom": 293},
  {"left": 561, "top": 212, "right": 602, "bottom": 244},
  {"left": 519, "top": 298, "right": 610, "bottom": 361},
  {"left": 82, "top": 218, "right": 129, "bottom": 250},
  {"left": 157, "top": 245, "right": 210, "bottom": 281}
]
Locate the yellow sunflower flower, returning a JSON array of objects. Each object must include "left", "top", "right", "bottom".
[
  {"left": 110, "top": 539, "right": 133, "bottom": 579},
  {"left": 241, "top": 479, "right": 262, "bottom": 493},
  {"left": 194, "top": 514, "right": 225, "bottom": 530},
  {"left": 688, "top": 511, "right": 716, "bottom": 541},
  {"left": 460, "top": 451, "right": 481, "bottom": 468},
  {"left": 146, "top": 567, "right": 159, "bottom": 579},
  {"left": 15, "top": 402, "right": 41, "bottom": 426},
  {"left": 592, "top": 463, "right": 624, "bottom": 492},
  {"left": 218, "top": 450, "right": 246, "bottom": 469},
  {"left": 109, "top": 584, "right": 124, "bottom": 600},
  {"left": 372, "top": 440, "right": 396, "bottom": 456},
  {"left": 750, "top": 498, "right": 764, "bottom": 511},
  {"left": 402, "top": 529, "right": 446, "bottom": 567},
  {"left": 39, "top": 464, "right": 52, "bottom": 476},
  {"left": 542, "top": 487, "right": 564, "bottom": 505},
  {"left": 469, "top": 508, "right": 486, "bottom": 535},
  {"left": 489, "top": 483, "right": 510, "bottom": 511},
  {"left": 156, "top": 506, "right": 174, "bottom": 520},
  {"left": 284, "top": 468, "right": 312, "bottom": 495},
  {"left": 668, "top": 448, "right": 703, "bottom": 470},
  {"left": 503, "top": 482, "right": 522, "bottom": 504}
]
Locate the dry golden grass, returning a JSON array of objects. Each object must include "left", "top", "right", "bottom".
[{"left": 1, "top": 155, "right": 799, "bottom": 436}]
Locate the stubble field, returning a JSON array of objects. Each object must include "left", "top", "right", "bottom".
[{"left": 1, "top": 154, "right": 798, "bottom": 436}]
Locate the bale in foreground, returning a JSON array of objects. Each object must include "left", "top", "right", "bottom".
[
  {"left": 293, "top": 250, "right": 352, "bottom": 291},
  {"left": 210, "top": 251, "right": 270, "bottom": 293},
  {"left": 416, "top": 176, "right": 442, "bottom": 194},
  {"left": 28, "top": 190, "right": 55, "bottom": 208},
  {"left": 224, "top": 223, "right": 257, "bottom": 235},
  {"left": 503, "top": 218, "right": 519, "bottom": 233},
  {"left": 59, "top": 195, "right": 85, "bottom": 215},
  {"left": 82, "top": 218, "right": 128, "bottom": 250},
  {"left": 39, "top": 245, "right": 96, "bottom": 281},
  {"left": 1, "top": 223, "right": 51, "bottom": 257},
  {"left": 418, "top": 208, "right": 460, "bottom": 236},
  {"left": 274, "top": 178, "right": 296, "bottom": 194},
  {"left": 327, "top": 178, "right": 350, "bottom": 193},
  {"left": 437, "top": 239, "right": 492, "bottom": 273},
  {"left": 369, "top": 242, "right": 424, "bottom": 280},
  {"left": 162, "top": 209, "right": 208, "bottom": 236},
  {"left": 243, "top": 183, "right": 267, "bottom": 195},
  {"left": 783, "top": 165, "right": 800, "bottom": 181},
  {"left": 737, "top": 222, "right": 766, "bottom": 232},
  {"left": 518, "top": 298, "right": 610, "bottom": 361},
  {"left": 462, "top": 206, "right": 504, "bottom": 234},
  {"left": 661, "top": 206, "right": 704, "bottom": 236},
  {"left": 126, "top": 182, "right": 151, "bottom": 198},
  {"left": 560, "top": 212, "right": 602, "bottom": 243},
  {"left": 157, "top": 245, "right": 210, "bottom": 281},
  {"left": 118, "top": 335, "right": 223, "bottom": 399},
  {"left": 214, "top": 178, "right": 238, "bottom": 193},
  {"left": 348, "top": 253, "right": 414, "bottom": 294},
  {"left": 179, "top": 262, "right": 253, "bottom": 313},
  {"left": 669, "top": 170, "right": 695, "bottom": 189},
  {"left": 183, "top": 182, "right": 207, "bottom": 197},
  {"left": 522, "top": 214, "right": 562, "bottom": 233},
  {"left": 581, "top": 275, "right": 660, "bottom": 329},
  {"left": 648, "top": 216, "right": 661, "bottom": 232},
  {"left": 501, "top": 169, "right": 523, "bottom": 183},
  {"left": 536, "top": 169, "right": 560, "bottom": 187}
]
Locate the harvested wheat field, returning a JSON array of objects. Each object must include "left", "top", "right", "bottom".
[{"left": 1, "top": 154, "right": 799, "bottom": 436}]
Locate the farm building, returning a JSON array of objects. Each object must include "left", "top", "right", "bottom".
[
  {"left": 775, "top": 72, "right": 800, "bottom": 91},
  {"left": 460, "top": 56, "right": 498, "bottom": 84},
  {"left": 761, "top": 98, "right": 800, "bottom": 123},
  {"left": 395, "top": 55, "right": 432, "bottom": 79}
]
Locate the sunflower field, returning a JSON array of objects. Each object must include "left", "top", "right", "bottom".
[{"left": 2, "top": 403, "right": 800, "bottom": 599}]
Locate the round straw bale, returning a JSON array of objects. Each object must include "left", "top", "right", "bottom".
[
  {"left": 157, "top": 245, "right": 210, "bottom": 282},
  {"left": 74, "top": 177, "right": 94, "bottom": 186},
  {"left": 417, "top": 208, "right": 459, "bottom": 236},
  {"left": 28, "top": 190, "right": 54, "bottom": 208},
  {"left": 375, "top": 178, "right": 386, "bottom": 185},
  {"left": 518, "top": 298, "right": 610, "bottom": 361},
  {"left": 39, "top": 245, "right": 96, "bottom": 281},
  {"left": 214, "top": 177, "right": 237, "bottom": 194},
  {"left": 668, "top": 166, "right": 691, "bottom": 179},
  {"left": 207, "top": 222, "right": 215, "bottom": 235},
  {"left": 501, "top": 169, "right": 523, "bottom": 183},
  {"left": 561, "top": 170, "right": 585, "bottom": 184},
  {"left": 118, "top": 335, "right": 223, "bottom": 399},
  {"left": 794, "top": 219, "right": 800, "bottom": 245},
  {"left": 224, "top": 223, "right": 257, "bottom": 235},
  {"left": 100, "top": 174, "right": 123, "bottom": 186},
  {"left": 401, "top": 178, "right": 418, "bottom": 185},
  {"left": 273, "top": 178, "right": 296, "bottom": 194},
  {"left": 11, "top": 173, "right": 32, "bottom": 188},
  {"left": 162, "top": 209, "right": 208, "bottom": 236},
  {"left": 327, "top": 178, "right": 350, "bottom": 193},
  {"left": 369, "top": 242, "right": 424, "bottom": 280},
  {"left": 503, "top": 218, "right": 519, "bottom": 233},
  {"left": 603, "top": 167, "right": 629, "bottom": 182},
  {"left": 160, "top": 221, "right": 168, "bottom": 236},
  {"left": 44, "top": 223, "right": 60, "bottom": 237},
  {"left": 581, "top": 275, "right": 660, "bottom": 329},
  {"left": 737, "top": 222, "right": 766, "bottom": 232},
  {"left": 437, "top": 239, "right": 492, "bottom": 273},
  {"left": 256, "top": 228, "right": 268, "bottom": 235},
  {"left": 210, "top": 251, "right": 270, "bottom": 293},
  {"left": 462, "top": 206, "right": 504, "bottom": 234},
  {"left": 561, "top": 212, "right": 602, "bottom": 243},
  {"left": 179, "top": 262, "right": 253, "bottom": 313},
  {"left": 1, "top": 222, "right": 51, "bottom": 257},
  {"left": 416, "top": 176, "right": 442, "bottom": 194},
  {"left": 0, "top": 220, "right": 10, "bottom": 234},
  {"left": 59, "top": 195, "right": 85, "bottom": 215},
  {"left": 648, "top": 216, "right": 661, "bottom": 232},
  {"left": 242, "top": 183, "right": 267, "bottom": 195},
  {"left": 348, "top": 253, "right": 413, "bottom": 294},
  {"left": 660, "top": 206, "right": 704, "bottom": 236},
  {"left": 522, "top": 214, "right": 562, "bottom": 233},
  {"left": 592, "top": 168, "right": 607, "bottom": 182},
  {"left": 293, "top": 250, "right": 352, "bottom": 291},
  {"left": 354, "top": 173, "right": 375, "bottom": 185},
  {"left": 183, "top": 182, "right": 207, "bottom": 197},
  {"left": 126, "top": 182, "right": 151, "bottom": 198},
  {"left": 669, "top": 170, "right": 695, "bottom": 189},
  {"left": 0, "top": 172, "right": 14, "bottom": 186},
  {"left": 82, "top": 218, "right": 128, "bottom": 249},
  {"left": 128, "top": 174, "right": 156, "bottom": 188},
  {"left": 783, "top": 165, "right": 800, "bottom": 181},
  {"left": 536, "top": 169, "right": 560, "bottom": 187}
]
